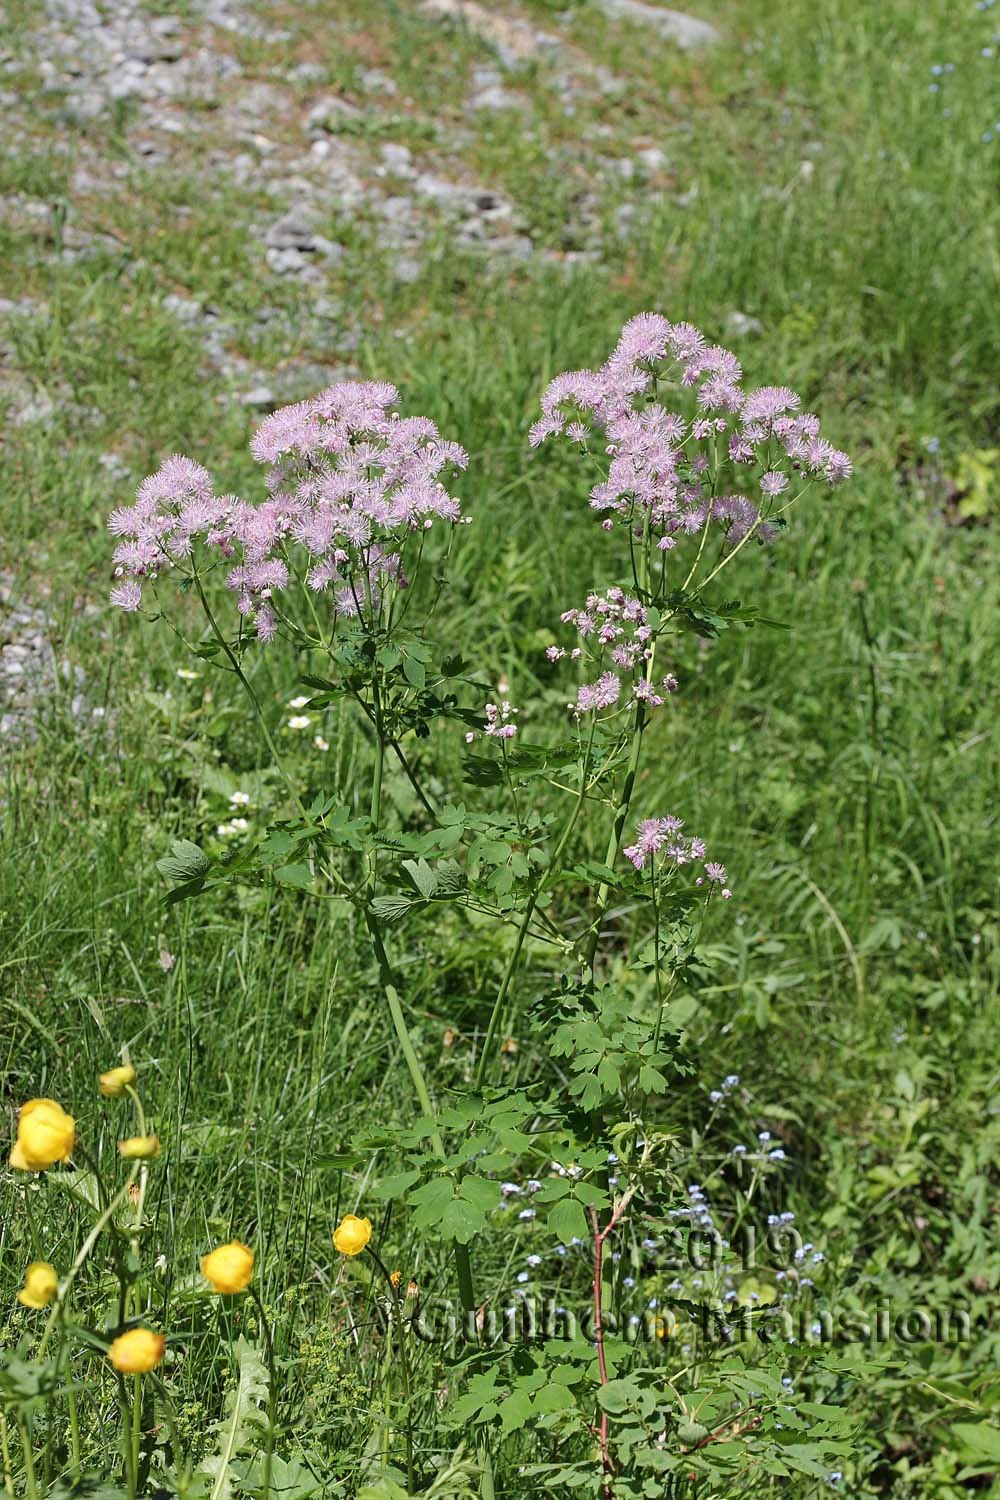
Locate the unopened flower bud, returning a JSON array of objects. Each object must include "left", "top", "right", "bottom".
[
  {"left": 100, "top": 1065, "right": 137, "bottom": 1098},
  {"left": 118, "top": 1134, "right": 160, "bottom": 1160}
]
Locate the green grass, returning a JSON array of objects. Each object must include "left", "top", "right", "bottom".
[{"left": 2, "top": 0, "right": 999, "bottom": 1494}]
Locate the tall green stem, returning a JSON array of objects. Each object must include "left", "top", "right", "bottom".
[
  {"left": 0, "top": 1410, "right": 14, "bottom": 1499},
  {"left": 115, "top": 1374, "right": 136, "bottom": 1500},
  {"left": 38, "top": 1170, "right": 139, "bottom": 1359},
  {"left": 584, "top": 698, "right": 648, "bottom": 976},
  {"left": 474, "top": 722, "right": 596, "bottom": 1090},
  {"left": 191, "top": 573, "right": 308, "bottom": 821},
  {"left": 16, "top": 1418, "right": 37, "bottom": 1500}
]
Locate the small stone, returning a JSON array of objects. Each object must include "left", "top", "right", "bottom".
[
  {"left": 263, "top": 208, "right": 318, "bottom": 251},
  {"left": 239, "top": 386, "right": 275, "bottom": 408},
  {"left": 724, "top": 310, "right": 763, "bottom": 339},
  {"left": 637, "top": 145, "right": 668, "bottom": 172},
  {"left": 379, "top": 142, "right": 414, "bottom": 177}
]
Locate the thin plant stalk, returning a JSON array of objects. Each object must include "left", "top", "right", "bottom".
[
  {"left": 248, "top": 1286, "right": 276, "bottom": 1500},
  {"left": 16, "top": 1418, "right": 38, "bottom": 1500}
]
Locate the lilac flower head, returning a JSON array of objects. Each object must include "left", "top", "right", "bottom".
[
  {"left": 108, "top": 381, "right": 468, "bottom": 637},
  {"left": 531, "top": 312, "right": 851, "bottom": 561},
  {"left": 622, "top": 813, "right": 718, "bottom": 874}
]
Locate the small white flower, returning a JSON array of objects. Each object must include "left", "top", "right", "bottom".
[
  {"left": 313, "top": 735, "right": 329, "bottom": 751},
  {"left": 229, "top": 791, "right": 250, "bottom": 808},
  {"left": 288, "top": 695, "right": 311, "bottom": 709},
  {"left": 288, "top": 715, "right": 311, "bottom": 730},
  {"left": 230, "top": 817, "right": 248, "bottom": 832},
  {"left": 176, "top": 668, "right": 200, "bottom": 680}
]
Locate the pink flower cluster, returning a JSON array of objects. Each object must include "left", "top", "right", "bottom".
[
  {"left": 548, "top": 587, "right": 679, "bottom": 721},
  {"left": 109, "top": 381, "right": 468, "bottom": 640},
  {"left": 623, "top": 815, "right": 730, "bottom": 894},
  {"left": 467, "top": 700, "right": 518, "bottom": 742},
  {"left": 529, "top": 313, "right": 851, "bottom": 552}
]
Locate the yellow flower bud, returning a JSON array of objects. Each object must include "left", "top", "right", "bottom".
[
  {"left": 17, "top": 1261, "right": 59, "bottom": 1310},
  {"left": 108, "top": 1328, "right": 165, "bottom": 1374},
  {"left": 332, "top": 1214, "right": 372, "bottom": 1257},
  {"left": 9, "top": 1099, "right": 75, "bottom": 1172},
  {"left": 201, "top": 1241, "right": 254, "bottom": 1294},
  {"left": 389, "top": 1269, "right": 402, "bottom": 1288},
  {"left": 99, "top": 1065, "right": 137, "bottom": 1098},
  {"left": 118, "top": 1134, "right": 160, "bottom": 1160}
]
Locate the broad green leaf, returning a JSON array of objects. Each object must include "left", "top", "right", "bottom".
[
  {"left": 547, "top": 1196, "right": 589, "bottom": 1243},
  {"left": 157, "top": 839, "right": 210, "bottom": 883}
]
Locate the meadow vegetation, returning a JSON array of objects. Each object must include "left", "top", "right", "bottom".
[{"left": 1, "top": 0, "right": 998, "bottom": 1496}]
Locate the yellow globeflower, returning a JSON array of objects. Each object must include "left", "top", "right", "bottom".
[
  {"left": 18, "top": 1261, "right": 59, "bottom": 1310},
  {"left": 201, "top": 1241, "right": 254, "bottom": 1294},
  {"left": 99, "top": 1065, "right": 136, "bottom": 1098},
  {"left": 108, "top": 1329, "right": 165, "bottom": 1374},
  {"left": 118, "top": 1134, "right": 160, "bottom": 1160},
  {"left": 333, "top": 1215, "right": 372, "bottom": 1257},
  {"left": 9, "top": 1099, "right": 75, "bottom": 1172}
]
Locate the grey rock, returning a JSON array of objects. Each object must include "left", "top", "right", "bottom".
[
  {"left": 239, "top": 385, "right": 276, "bottom": 408},
  {"left": 162, "top": 292, "right": 205, "bottom": 323},
  {"left": 724, "top": 310, "right": 763, "bottom": 339},
  {"left": 264, "top": 207, "right": 319, "bottom": 251},
  {"left": 636, "top": 145, "right": 668, "bottom": 172},
  {"left": 594, "top": 0, "right": 718, "bottom": 47},
  {"left": 291, "top": 61, "right": 327, "bottom": 84},
  {"left": 467, "top": 65, "right": 522, "bottom": 111},
  {"left": 393, "top": 256, "right": 423, "bottom": 283},
  {"left": 357, "top": 67, "right": 398, "bottom": 96},
  {"left": 378, "top": 142, "right": 414, "bottom": 177},
  {"left": 306, "top": 95, "right": 362, "bottom": 135}
]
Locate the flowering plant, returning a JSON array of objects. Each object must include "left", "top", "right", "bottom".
[{"left": 81, "top": 311, "right": 856, "bottom": 1495}]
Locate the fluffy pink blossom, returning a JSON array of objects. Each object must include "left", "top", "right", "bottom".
[
  {"left": 530, "top": 312, "right": 851, "bottom": 557},
  {"left": 622, "top": 814, "right": 725, "bottom": 884},
  {"left": 108, "top": 381, "right": 468, "bottom": 637}
]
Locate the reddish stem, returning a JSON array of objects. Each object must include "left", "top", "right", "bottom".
[{"left": 590, "top": 1208, "right": 612, "bottom": 1494}]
